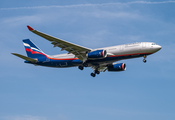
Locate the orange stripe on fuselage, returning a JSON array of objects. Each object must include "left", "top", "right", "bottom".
[{"left": 48, "top": 57, "right": 79, "bottom": 61}]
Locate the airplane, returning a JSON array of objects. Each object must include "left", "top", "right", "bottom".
[{"left": 12, "top": 26, "right": 162, "bottom": 77}]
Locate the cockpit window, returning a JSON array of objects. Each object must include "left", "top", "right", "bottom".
[{"left": 152, "top": 43, "right": 157, "bottom": 45}]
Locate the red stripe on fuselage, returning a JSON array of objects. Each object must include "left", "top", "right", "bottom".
[
  {"left": 108, "top": 52, "right": 152, "bottom": 58},
  {"left": 49, "top": 57, "right": 79, "bottom": 61}
]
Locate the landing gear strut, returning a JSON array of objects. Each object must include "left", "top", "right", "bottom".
[
  {"left": 83, "top": 62, "right": 88, "bottom": 67},
  {"left": 78, "top": 62, "right": 88, "bottom": 71},
  {"left": 79, "top": 63, "right": 100, "bottom": 77},
  {"left": 91, "top": 69, "right": 100, "bottom": 77},
  {"left": 95, "top": 70, "right": 100, "bottom": 75},
  {"left": 143, "top": 55, "right": 147, "bottom": 63}
]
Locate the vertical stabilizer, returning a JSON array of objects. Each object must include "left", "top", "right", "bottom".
[{"left": 23, "top": 39, "right": 47, "bottom": 58}]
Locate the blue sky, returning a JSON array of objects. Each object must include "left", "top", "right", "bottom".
[{"left": 0, "top": 0, "right": 175, "bottom": 120}]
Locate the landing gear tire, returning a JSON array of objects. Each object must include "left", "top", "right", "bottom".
[
  {"left": 95, "top": 70, "right": 100, "bottom": 75},
  {"left": 143, "top": 55, "right": 147, "bottom": 63},
  {"left": 78, "top": 66, "right": 84, "bottom": 70},
  {"left": 83, "top": 62, "right": 88, "bottom": 67},
  {"left": 91, "top": 73, "right": 96, "bottom": 77}
]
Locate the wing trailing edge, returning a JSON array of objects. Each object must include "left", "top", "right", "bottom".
[{"left": 26, "top": 25, "right": 92, "bottom": 61}]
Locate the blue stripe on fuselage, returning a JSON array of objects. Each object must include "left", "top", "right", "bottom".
[{"left": 26, "top": 53, "right": 151, "bottom": 67}]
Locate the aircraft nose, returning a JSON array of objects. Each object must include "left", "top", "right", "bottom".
[
  {"left": 157, "top": 45, "right": 162, "bottom": 50},
  {"left": 155, "top": 45, "right": 162, "bottom": 51}
]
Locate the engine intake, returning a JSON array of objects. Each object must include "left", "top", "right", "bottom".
[
  {"left": 108, "top": 63, "right": 126, "bottom": 71},
  {"left": 87, "top": 50, "right": 107, "bottom": 59}
]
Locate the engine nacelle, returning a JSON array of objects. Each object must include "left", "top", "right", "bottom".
[
  {"left": 108, "top": 63, "right": 126, "bottom": 71},
  {"left": 87, "top": 50, "right": 107, "bottom": 59}
]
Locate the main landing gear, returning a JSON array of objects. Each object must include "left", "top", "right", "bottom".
[
  {"left": 78, "top": 65, "right": 84, "bottom": 70},
  {"left": 83, "top": 62, "right": 88, "bottom": 67},
  {"left": 78, "top": 62, "right": 88, "bottom": 70},
  {"left": 90, "top": 70, "right": 100, "bottom": 77},
  {"left": 143, "top": 55, "right": 147, "bottom": 63},
  {"left": 78, "top": 64, "right": 100, "bottom": 77}
]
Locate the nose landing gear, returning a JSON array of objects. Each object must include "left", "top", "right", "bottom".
[{"left": 143, "top": 55, "right": 147, "bottom": 63}]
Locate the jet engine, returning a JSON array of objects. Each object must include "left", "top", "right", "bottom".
[
  {"left": 87, "top": 50, "right": 107, "bottom": 59},
  {"left": 108, "top": 63, "right": 126, "bottom": 71}
]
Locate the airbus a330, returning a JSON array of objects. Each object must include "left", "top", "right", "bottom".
[{"left": 12, "top": 26, "right": 162, "bottom": 77}]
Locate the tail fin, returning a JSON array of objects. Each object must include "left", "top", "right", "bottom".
[{"left": 23, "top": 39, "right": 47, "bottom": 58}]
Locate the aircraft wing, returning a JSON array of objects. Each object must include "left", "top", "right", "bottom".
[{"left": 27, "top": 26, "right": 91, "bottom": 61}]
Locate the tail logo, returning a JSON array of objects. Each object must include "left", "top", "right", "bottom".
[
  {"left": 23, "top": 42, "right": 43, "bottom": 54},
  {"left": 23, "top": 39, "right": 47, "bottom": 58}
]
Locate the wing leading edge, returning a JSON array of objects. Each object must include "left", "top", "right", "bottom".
[{"left": 27, "top": 26, "right": 91, "bottom": 61}]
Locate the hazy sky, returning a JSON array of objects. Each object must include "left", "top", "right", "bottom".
[{"left": 0, "top": 0, "right": 175, "bottom": 120}]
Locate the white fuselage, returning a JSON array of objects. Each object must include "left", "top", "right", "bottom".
[{"left": 49, "top": 42, "right": 161, "bottom": 61}]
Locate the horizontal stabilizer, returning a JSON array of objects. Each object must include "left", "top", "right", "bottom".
[{"left": 12, "top": 53, "right": 37, "bottom": 63}]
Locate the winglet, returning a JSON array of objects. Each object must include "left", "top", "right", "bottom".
[{"left": 27, "top": 25, "right": 34, "bottom": 31}]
